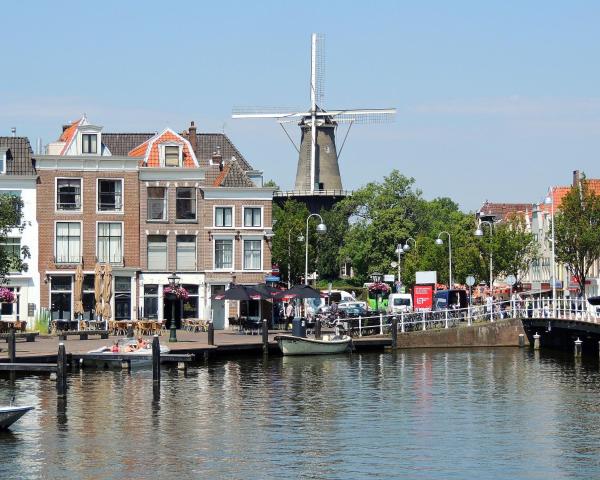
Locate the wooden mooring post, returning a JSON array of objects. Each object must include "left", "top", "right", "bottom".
[
  {"left": 533, "top": 332, "right": 540, "bottom": 350},
  {"left": 262, "top": 319, "right": 269, "bottom": 355},
  {"left": 391, "top": 316, "right": 398, "bottom": 349},
  {"left": 152, "top": 335, "right": 160, "bottom": 399},
  {"left": 574, "top": 338, "right": 582, "bottom": 358},
  {"left": 8, "top": 328, "right": 16, "bottom": 363},
  {"left": 314, "top": 318, "right": 322, "bottom": 340},
  {"left": 518, "top": 334, "right": 525, "bottom": 348},
  {"left": 207, "top": 322, "right": 215, "bottom": 346},
  {"left": 56, "top": 343, "right": 67, "bottom": 397}
]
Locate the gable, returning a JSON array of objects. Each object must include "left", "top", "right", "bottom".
[{"left": 128, "top": 128, "right": 198, "bottom": 167}]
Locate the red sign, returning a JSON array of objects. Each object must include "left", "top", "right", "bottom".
[{"left": 413, "top": 285, "right": 433, "bottom": 311}]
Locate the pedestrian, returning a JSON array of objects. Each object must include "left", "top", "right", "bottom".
[
  {"left": 285, "top": 302, "right": 294, "bottom": 329},
  {"left": 486, "top": 295, "right": 494, "bottom": 320}
]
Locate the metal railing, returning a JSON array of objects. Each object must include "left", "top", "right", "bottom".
[{"left": 328, "top": 299, "right": 600, "bottom": 337}]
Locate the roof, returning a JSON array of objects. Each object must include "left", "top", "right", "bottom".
[
  {"left": 540, "top": 181, "right": 600, "bottom": 213},
  {"left": 127, "top": 128, "right": 198, "bottom": 167},
  {"left": 102, "top": 133, "right": 154, "bottom": 156},
  {"left": 477, "top": 202, "right": 532, "bottom": 221},
  {"left": 213, "top": 158, "right": 255, "bottom": 187},
  {"left": 58, "top": 117, "right": 85, "bottom": 155},
  {"left": 0, "top": 137, "right": 35, "bottom": 175},
  {"left": 189, "top": 133, "right": 252, "bottom": 171}
]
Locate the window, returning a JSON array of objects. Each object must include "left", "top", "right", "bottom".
[
  {"left": 147, "top": 187, "right": 166, "bottom": 221},
  {"left": 0, "top": 152, "right": 5, "bottom": 174},
  {"left": 182, "top": 284, "right": 199, "bottom": 319},
  {"left": 214, "top": 239, "right": 233, "bottom": 269},
  {"left": 147, "top": 235, "right": 167, "bottom": 270},
  {"left": 114, "top": 276, "right": 131, "bottom": 320},
  {"left": 143, "top": 285, "right": 158, "bottom": 319},
  {"left": 243, "top": 240, "right": 261, "bottom": 270},
  {"left": 98, "top": 179, "right": 123, "bottom": 212},
  {"left": 177, "top": 235, "right": 196, "bottom": 270},
  {"left": 0, "top": 237, "right": 21, "bottom": 271},
  {"left": 176, "top": 187, "right": 196, "bottom": 221},
  {"left": 97, "top": 222, "right": 123, "bottom": 264},
  {"left": 215, "top": 207, "right": 232, "bottom": 227},
  {"left": 82, "top": 275, "right": 96, "bottom": 321},
  {"left": 50, "top": 276, "right": 71, "bottom": 320},
  {"left": 55, "top": 222, "right": 81, "bottom": 263},
  {"left": 244, "top": 207, "right": 261, "bottom": 227},
  {"left": 164, "top": 145, "right": 180, "bottom": 167},
  {"left": 1, "top": 287, "right": 19, "bottom": 319},
  {"left": 56, "top": 179, "right": 81, "bottom": 211},
  {"left": 82, "top": 134, "right": 97, "bottom": 154}
]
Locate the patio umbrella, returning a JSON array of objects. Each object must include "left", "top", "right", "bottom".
[
  {"left": 211, "top": 283, "right": 263, "bottom": 301},
  {"left": 73, "top": 264, "right": 84, "bottom": 318},
  {"left": 275, "top": 284, "right": 321, "bottom": 300},
  {"left": 94, "top": 264, "right": 103, "bottom": 322},
  {"left": 249, "top": 283, "right": 281, "bottom": 299},
  {"left": 102, "top": 264, "right": 113, "bottom": 325}
]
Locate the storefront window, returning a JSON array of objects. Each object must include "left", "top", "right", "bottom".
[
  {"left": 115, "top": 276, "right": 131, "bottom": 320},
  {"left": 182, "top": 284, "right": 199, "bottom": 319},
  {"left": 143, "top": 284, "right": 158, "bottom": 319},
  {"left": 82, "top": 274, "right": 96, "bottom": 320},
  {"left": 51, "top": 276, "right": 72, "bottom": 320}
]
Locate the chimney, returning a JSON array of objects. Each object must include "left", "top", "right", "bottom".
[
  {"left": 188, "top": 121, "right": 197, "bottom": 154},
  {"left": 212, "top": 145, "right": 223, "bottom": 170},
  {"left": 573, "top": 170, "right": 580, "bottom": 187},
  {"left": 62, "top": 124, "right": 70, "bottom": 133}
]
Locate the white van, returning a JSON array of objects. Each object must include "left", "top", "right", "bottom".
[
  {"left": 388, "top": 293, "right": 413, "bottom": 313},
  {"left": 308, "top": 290, "right": 357, "bottom": 314}
]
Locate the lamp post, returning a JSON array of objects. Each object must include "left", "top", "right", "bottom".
[
  {"left": 545, "top": 188, "right": 556, "bottom": 315},
  {"left": 474, "top": 221, "right": 494, "bottom": 296},
  {"left": 304, "top": 214, "right": 327, "bottom": 285},
  {"left": 435, "top": 231, "right": 452, "bottom": 287},
  {"left": 288, "top": 229, "right": 305, "bottom": 288},
  {"left": 403, "top": 237, "right": 417, "bottom": 253},
  {"left": 167, "top": 272, "right": 180, "bottom": 343},
  {"left": 395, "top": 244, "right": 404, "bottom": 287}
]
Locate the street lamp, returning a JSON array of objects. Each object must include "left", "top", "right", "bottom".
[
  {"left": 288, "top": 229, "right": 305, "bottom": 288},
  {"left": 167, "top": 272, "right": 180, "bottom": 343},
  {"left": 394, "top": 244, "right": 405, "bottom": 287},
  {"left": 304, "top": 214, "right": 327, "bottom": 285},
  {"left": 436, "top": 231, "right": 452, "bottom": 287},
  {"left": 545, "top": 188, "right": 556, "bottom": 314},
  {"left": 475, "top": 221, "right": 494, "bottom": 296},
  {"left": 403, "top": 237, "right": 417, "bottom": 253}
]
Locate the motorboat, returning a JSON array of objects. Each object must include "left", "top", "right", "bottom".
[
  {"left": 274, "top": 333, "right": 352, "bottom": 356},
  {"left": 84, "top": 338, "right": 170, "bottom": 368},
  {"left": 0, "top": 405, "right": 34, "bottom": 430}
]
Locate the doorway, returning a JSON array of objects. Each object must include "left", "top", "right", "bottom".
[{"left": 211, "top": 285, "right": 226, "bottom": 330}]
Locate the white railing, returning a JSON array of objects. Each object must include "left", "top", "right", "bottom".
[{"left": 329, "top": 299, "right": 600, "bottom": 337}]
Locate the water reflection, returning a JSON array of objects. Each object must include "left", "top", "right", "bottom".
[{"left": 2, "top": 349, "right": 600, "bottom": 479}]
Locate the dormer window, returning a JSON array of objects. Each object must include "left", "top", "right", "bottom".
[
  {"left": 82, "top": 134, "right": 97, "bottom": 154},
  {"left": 164, "top": 145, "right": 180, "bottom": 167}
]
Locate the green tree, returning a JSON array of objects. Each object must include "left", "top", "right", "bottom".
[
  {"left": 554, "top": 178, "right": 600, "bottom": 294},
  {"left": 0, "top": 193, "right": 29, "bottom": 281},
  {"left": 316, "top": 205, "right": 350, "bottom": 280},
  {"left": 263, "top": 179, "right": 280, "bottom": 190}
]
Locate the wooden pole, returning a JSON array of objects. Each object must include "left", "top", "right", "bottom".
[
  {"left": 391, "top": 316, "right": 398, "bottom": 349},
  {"left": 8, "top": 328, "right": 16, "bottom": 363},
  {"left": 207, "top": 322, "right": 215, "bottom": 346},
  {"left": 152, "top": 335, "right": 160, "bottom": 384},
  {"left": 314, "top": 317, "right": 322, "bottom": 339},
  {"left": 262, "top": 319, "right": 268, "bottom": 354},
  {"left": 56, "top": 343, "right": 67, "bottom": 397}
]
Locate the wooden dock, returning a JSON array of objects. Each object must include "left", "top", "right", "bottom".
[{"left": 0, "top": 362, "right": 57, "bottom": 372}]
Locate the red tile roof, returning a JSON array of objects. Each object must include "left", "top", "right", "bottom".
[
  {"left": 478, "top": 202, "right": 531, "bottom": 221},
  {"left": 128, "top": 128, "right": 198, "bottom": 167},
  {"left": 58, "top": 117, "right": 84, "bottom": 155}
]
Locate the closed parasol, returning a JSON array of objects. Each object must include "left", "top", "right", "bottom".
[
  {"left": 94, "top": 264, "right": 103, "bottom": 321},
  {"left": 102, "top": 264, "right": 113, "bottom": 322},
  {"left": 73, "top": 264, "right": 84, "bottom": 318}
]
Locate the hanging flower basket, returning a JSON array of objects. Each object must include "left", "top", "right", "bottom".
[
  {"left": 164, "top": 285, "right": 189, "bottom": 301},
  {"left": 368, "top": 282, "right": 391, "bottom": 295},
  {"left": 0, "top": 287, "right": 15, "bottom": 303}
]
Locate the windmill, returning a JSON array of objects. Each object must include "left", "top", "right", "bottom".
[{"left": 232, "top": 33, "right": 396, "bottom": 194}]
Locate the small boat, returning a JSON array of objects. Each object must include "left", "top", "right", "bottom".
[
  {"left": 0, "top": 405, "right": 34, "bottom": 430},
  {"left": 274, "top": 333, "right": 352, "bottom": 356},
  {"left": 85, "top": 339, "right": 170, "bottom": 368}
]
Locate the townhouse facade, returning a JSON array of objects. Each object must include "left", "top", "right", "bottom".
[
  {"left": 0, "top": 137, "right": 39, "bottom": 327},
  {"left": 29, "top": 117, "right": 274, "bottom": 330}
]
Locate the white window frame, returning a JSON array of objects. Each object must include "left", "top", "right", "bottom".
[
  {"left": 176, "top": 234, "right": 197, "bottom": 271},
  {"left": 55, "top": 177, "right": 83, "bottom": 213},
  {"left": 146, "top": 234, "right": 168, "bottom": 271},
  {"left": 96, "top": 221, "right": 125, "bottom": 265},
  {"left": 242, "top": 206, "right": 263, "bottom": 228},
  {"left": 147, "top": 185, "right": 168, "bottom": 222},
  {"left": 81, "top": 133, "right": 98, "bottom": 154},
  {"left": 213, "top": 235, "right": 235, "bottom": 271},
  {"left": 213, "top": 205, "right": 235, "bottom": 228},
  {"left": 54, "top": 220, "right": 83, "bottom": 264},
  {"left": 96, "top": 178, "right": 124, "bottom": 214},
  {"left": 159, "top": 142, "right": 183, "bottom": 167},
  {"left": 242, "top": 236, "right": 263, "bottom": 271}
]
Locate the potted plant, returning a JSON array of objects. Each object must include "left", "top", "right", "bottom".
[{"left": 368, "top": 282, "right": 390, "bottom": 312}]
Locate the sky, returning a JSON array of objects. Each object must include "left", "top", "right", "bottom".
[{"left": 1, "top": 1, "right": 599, "bottom": 211}]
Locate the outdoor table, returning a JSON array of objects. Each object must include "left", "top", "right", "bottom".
[
  {"left": 0, "top": 320, "right": 18, "bottom": 333},
  {"left": 51, "top": 319, "right": 78, "bottom": 333}
]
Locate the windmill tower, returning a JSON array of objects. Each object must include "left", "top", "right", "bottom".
[{"left": 233, "top": 34, "right": 396, "bottom": 201}]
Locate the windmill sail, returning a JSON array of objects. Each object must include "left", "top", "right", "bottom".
[{"left": 232, "top": 33, "right": 396, "bottom": 193}]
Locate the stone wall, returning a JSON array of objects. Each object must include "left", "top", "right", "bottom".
[{"left": 396, "top": 318, "right": 529, "bottom": 349}]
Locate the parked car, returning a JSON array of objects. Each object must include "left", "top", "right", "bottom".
[{"left": 337, "top": 302, "right": 368, "bottom": 317}]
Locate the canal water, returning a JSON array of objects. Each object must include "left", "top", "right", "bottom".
[{"left": 2, "top": 348, "right": 600, "bottom": 479}]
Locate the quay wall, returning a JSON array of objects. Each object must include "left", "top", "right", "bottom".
[{"left": 396, "top": 318, "right": 529, "bottom": 349}]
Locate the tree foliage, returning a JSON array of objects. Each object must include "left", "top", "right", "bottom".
[
  {"left": 555, "top": 178, "right": 600, "bottom": 293},
  {"left": 271, "top": 200, "right": 310, "bottom": 285},
  {"left": 0, "top": 193, "right": 29, "bottom": 281}
]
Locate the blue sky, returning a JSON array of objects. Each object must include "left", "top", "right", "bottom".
[{"left": 2, "top": 1, "right": 599, "bottom": 210}]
